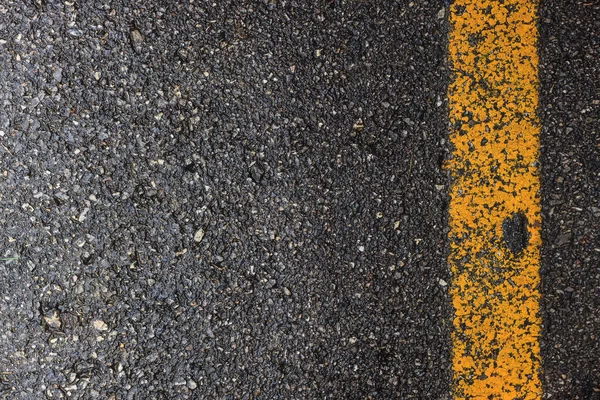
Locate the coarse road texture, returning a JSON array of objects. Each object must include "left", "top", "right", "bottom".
[
  {"left": 0, "top": 1, "right": 596, "bottom": 400},
  {"left": 0, "top": 1, "right": 451, "bottom": 399},
  {"left": 539, "top": 0, "right": 600, "bottom": 399}
]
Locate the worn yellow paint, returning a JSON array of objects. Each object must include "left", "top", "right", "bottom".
[{"left": 447, "top": 0, "right": 542, "bottom": 398}]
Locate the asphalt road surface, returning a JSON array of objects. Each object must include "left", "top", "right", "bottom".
[
  {"left": 0, "top": 0, "right": 597, "bottom": 399},
  {"left": 539, "top": 1, "right": 600, "bottom": 398}
]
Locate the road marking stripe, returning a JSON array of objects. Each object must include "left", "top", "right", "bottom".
[{"left": 447, "top": 1, "right": 542, "bottom": 398}]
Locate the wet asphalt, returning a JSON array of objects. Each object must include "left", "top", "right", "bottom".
[{"left": 0, "top": 0, "right": 596, "bottom": 399}]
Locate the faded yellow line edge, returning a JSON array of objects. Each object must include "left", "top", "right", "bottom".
[{"left": 447, "top": 0, "right": 543, "bottom": 399}]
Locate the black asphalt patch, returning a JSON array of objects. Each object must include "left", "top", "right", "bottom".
[
  {"left": 0, "top": 1, "right": 451, "bottom": 398},
  {"left": 539, "top": 1, "right": 600, "bottom": 398},
  {"left": 502, "top": 212, "right": 530, "bottom": 256}
]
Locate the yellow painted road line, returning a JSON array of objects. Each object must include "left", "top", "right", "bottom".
[{"left": 447, "top": 1, "right": 542, "bottom": 399}]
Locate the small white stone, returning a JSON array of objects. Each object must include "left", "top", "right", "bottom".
[
  {"left": 437, "top": 7, "right": 445, "bottom": 20},
  {"left": 194, "top": 228, "right": 205, "bottom": 243},
  {"left": 92, "top": 320, "right": 108, "bottom": 331},
  {"left": 44, "top": 311, "right": 61, "bottom": 329},
  {"left": 78, "top": 207, "right": 90, "bottom": 222}
]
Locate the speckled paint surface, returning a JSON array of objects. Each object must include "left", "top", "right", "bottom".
[{"left": 447, "top": 0, "right": 543, "bottom": 398}]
